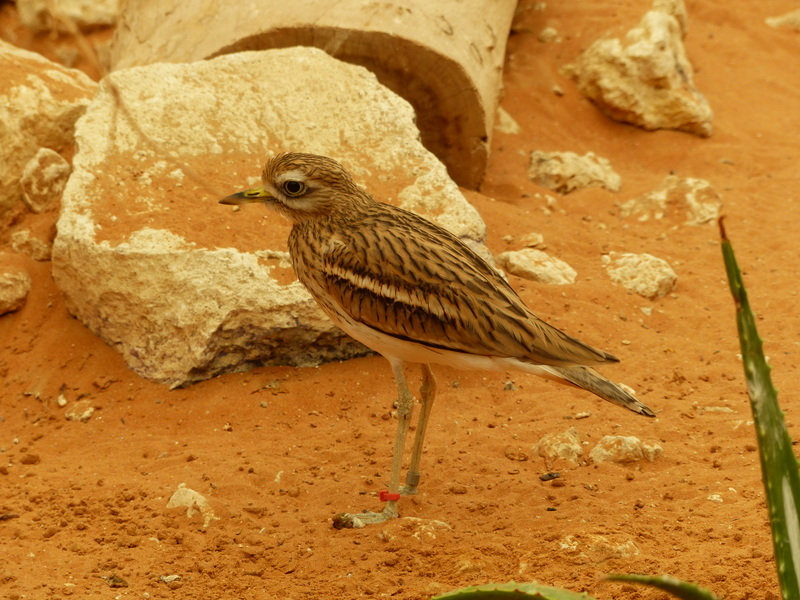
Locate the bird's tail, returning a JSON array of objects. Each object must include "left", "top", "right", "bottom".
[{"left": 532, "top": 364, "right": 656, "bottom": 417}]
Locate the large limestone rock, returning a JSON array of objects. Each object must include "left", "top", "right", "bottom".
[
  {"left": 0, "top": 40, "right": 97, "bottom": 218},
  {"left": 566, "top": 0, "right": 712, "bottom": 137},
  {"left": 52, "top": 47, "right": 489, "bottom": 387}
]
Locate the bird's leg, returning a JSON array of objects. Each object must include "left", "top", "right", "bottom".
[
  {"left": 332, "top": 359, "right": 413, "bottom": 528},
  {"left": 401, "top": 364, "right": 437, "bottom": 495}
]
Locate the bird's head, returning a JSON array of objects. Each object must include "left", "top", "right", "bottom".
[{"left": 219, "top": 153, "right": 370, "bottom": 224}]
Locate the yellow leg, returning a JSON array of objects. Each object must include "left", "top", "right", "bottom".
[
  {"left": 402, "top": 364, "right": 437, "bottom": 495},
  {"left": 332, "top": 359, "right": 413, "bottom": 528}
]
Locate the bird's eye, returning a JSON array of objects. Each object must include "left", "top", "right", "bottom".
[{"left": 282, "top": 180, "right": 306, "bottom": 197}]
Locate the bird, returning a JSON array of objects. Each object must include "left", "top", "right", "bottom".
[{"left": 220, "top": 152, "right": 655, "bottom": 527}]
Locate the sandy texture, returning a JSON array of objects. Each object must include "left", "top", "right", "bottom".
[{"left": 1, "top": 0, "right": 799, "bottom": 598}]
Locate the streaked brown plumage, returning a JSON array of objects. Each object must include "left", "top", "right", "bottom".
[{"left": 221, "top": 152, "right": 655, "bottom": 527}]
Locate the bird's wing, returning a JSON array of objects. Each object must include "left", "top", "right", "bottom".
[{"left": 308, "top": 204, "right": 615, "bottom": 367}]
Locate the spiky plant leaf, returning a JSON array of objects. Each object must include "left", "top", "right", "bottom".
[
  {"left": 431, "top": 582, "right": 594, "bottom": 600},
  {"left": 720, "top": 218, "right": 800, "bottom": 600},
  {"left": 605, "top": 574, "right": 720, "bottom": 600}
]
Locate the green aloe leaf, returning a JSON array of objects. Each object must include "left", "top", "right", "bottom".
[
  {"left": 431, "top": 582, "right": 594, "bottom": 600},
  {"left": 720, "top": 218, "right": 800, "bottom": 600},
  {"left": 605, "top": 574, "right": 720, "bottom": 600}
]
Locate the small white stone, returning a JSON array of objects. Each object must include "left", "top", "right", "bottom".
[
  {"left": 528, "top": 150, "right": 621, "bottom": 194},
  {"left": 534, "top": 427, "right": 583, "bottom": 467},
  {"left": 65, "top": 399, "right": 95, "bottom": 422},
  {"left": 494, "top": 106, "right": 521, "bottom": 134},
  {"left": 166, "top": 483, "right": 219, "bottom": 529},
  {"left": 496, "top": 248, "right": 577, "bottom": 285},
  {"left": 0, "top": 267, "right": 32, "bottom": 315},
  {"left": 590, "top": 435, "right": 662, "bottom": 464},
  {"left": 604, "top": 252, "right": 677, "bottom": 299}
]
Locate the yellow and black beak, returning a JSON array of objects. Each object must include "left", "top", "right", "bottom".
[{"left": 219, "top": 186, "right": 272, "bottom": 206}]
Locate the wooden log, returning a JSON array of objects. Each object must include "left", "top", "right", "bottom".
[{"left": 108, "top": 0, "right": 518, "bottom": 189}]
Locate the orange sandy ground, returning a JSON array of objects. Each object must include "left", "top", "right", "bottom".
[{"left": 1, "top": 1, "right": 798, "bottom": 598}]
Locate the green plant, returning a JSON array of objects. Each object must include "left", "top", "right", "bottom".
[{"left": 719, "top": 218, "right": 800, "bottom": 599}]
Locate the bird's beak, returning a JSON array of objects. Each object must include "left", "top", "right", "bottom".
[{"left": 219, "top": 185, "right": 272, "bottom": 206}]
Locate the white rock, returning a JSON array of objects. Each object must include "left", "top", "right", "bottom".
[
  {"left": 766, "top": 9, "right": 800, "bottom": 30},
  {"left": 538, "top": 27, "right": 559, "bottom": 43},
  {"left": 0, "top": 40, "right": 96, "bottom": 216},
  {"left": 52, "top": 47, "right": 489, "bottom": 387},
  {"left": 566, "top": 0, "right": 712, "bottom": 137},
  {"left": 528, "top": 150, "right": 621, "bottom": 194},
  {"left": 590, "top": 435, "right": 662, "bottom": 464},
  {"left": 620, "top": 175, "right": 721, "bottom": 225},
  {"left": 519, "top": 232, "right": 545, "bottom": 248},
  {"left": 603, "top": 252, "right": 676, "bottom": 299},
  {"left": 21, "top": 148, "right": 72, "bottom": 214},
  {"left": 16, "top": 0, "right": 119, "bottom": 32},
  {"left": 641, "top": 441, "right": 664, "bottom": 462},
  {"left": 65, "top": 399, "right": 95, "bottom": 422},
  {"left": 0, "top": 266, "right": 32, "bottom": 315},
  {"left": 496, "top": 248, "right": 577, "bottom": 285},
  {"left": 534, "top": 426, "right": 583, "bottom": 467},
  {"left": 166, "top": 483, "right": 219, "bottom": 529},
  {"left": 11, "top": 229, "right": 53, "bottom": 261},
  {"left": 494, "top": 106, "right": 521, "bottom": 134}
]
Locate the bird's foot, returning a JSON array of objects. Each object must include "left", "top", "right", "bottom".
[
  {"left": 400, "top": 471, "right": 420, "bottom": 495},
  {"left": 332, "top": 502, "right": 399, "bottom": 529}
]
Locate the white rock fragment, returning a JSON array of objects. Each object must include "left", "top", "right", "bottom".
[
  {"left": 590, "top": 435, "right": 663, "bottom": 464},
  {"left": 495, "top": 107, "right": 521, "bottom": 134},
  {"left": 11, "top": 230, "right": 53, "bottom": 261},
  {"left": 21, "top": 148, "right": 72, "bottom": 214},
  {"left": 766, "top": 9, "right": 800, "bottom": 30},
  {"left": 603, "top": 252, "right": 677, "bottom": 299},
  {"left": 538, "top": 27, "right": 559, "bottom": 43},
  {"left": 641, "top": 442, "right": 664, "bottom": 462},
  {"left": 166, "top": 483, "right": 219, "bottom": 529},
  {"left": 496, "top": 248, "right": 577, "bottom": 285},
  {"left": 0, "top": 267, "right": 32, "bottom": 315},
  {"left": 519, "top": 232, "right": 545, "bottom": 248},
  {"left": 65, "top": 399, "right": 95, "bottom": 422},
  {"left": 528, "top": 150, "right": 621, "bottom": 194},
  {"left": 534, "top": 427, "right": 583, "bottom": 467},
  {"left": 566, "top": 0, "right": 712, "bottom": 137},
  {"left": 620, "top": 175, "right": 721, "bottom": 225}
]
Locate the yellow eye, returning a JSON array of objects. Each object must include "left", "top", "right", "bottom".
[{"left": 282, "top": 180, "right": 306, "bottom": 197}]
